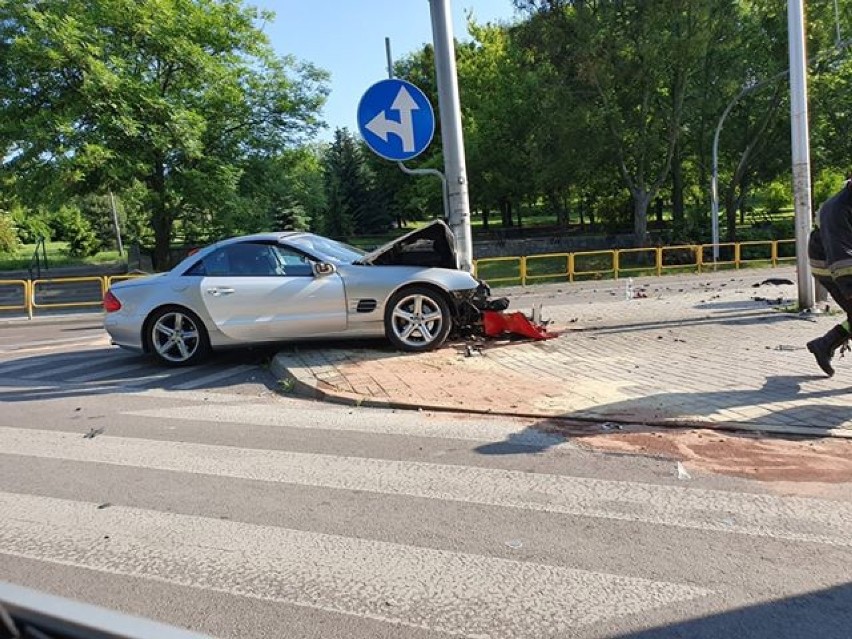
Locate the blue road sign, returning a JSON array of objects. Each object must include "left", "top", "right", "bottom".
[{"left": 357, "top": 79, "right": 435, "bottom": 162}]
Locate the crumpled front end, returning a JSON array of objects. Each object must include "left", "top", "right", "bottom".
[{"left": 452, "top": 281, "right": 555, "bottom": 342}]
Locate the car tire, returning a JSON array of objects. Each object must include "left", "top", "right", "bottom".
[
  {"left": 384, "top": 286, "right": 452, "bottom": 352},
  {"left": 146, "top": 306, "right": 210, "bottom": 367}
]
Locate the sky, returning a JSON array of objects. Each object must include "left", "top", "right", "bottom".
[{"left": 254, "top": 1, "right": 520, "bottom": 140}]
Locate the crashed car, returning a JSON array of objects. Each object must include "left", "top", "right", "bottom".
[{"left": 104, "top": 221, "right": 485, "bottom": 365}]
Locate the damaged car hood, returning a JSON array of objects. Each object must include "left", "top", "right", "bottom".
[{"left": 355, "top": 220, "right": 458, "bottom": 269}]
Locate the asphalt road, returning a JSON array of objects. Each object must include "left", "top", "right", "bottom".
[{"left": 0, "top": 316, "right": 851, "bottom": 639}]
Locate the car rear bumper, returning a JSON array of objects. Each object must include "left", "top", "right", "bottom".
[{"left": 104, "top": 315, "right": 144, "bottom": 352}]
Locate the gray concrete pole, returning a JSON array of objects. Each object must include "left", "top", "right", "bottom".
[
  {"left": 109, "top": 191, "right": 124, "bottom": 257},
  {"left": 787, "top": 0, "right": 815, "bottom": 310},
  {"left": 428, "top": 0, "right": 474, "bottom": 272}
]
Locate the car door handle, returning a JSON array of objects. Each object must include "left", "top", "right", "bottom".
[{"left": 207, "top": 287, "right": 235, "bottom": 297}]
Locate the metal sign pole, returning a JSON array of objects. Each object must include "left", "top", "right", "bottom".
[
  {"left": 385, "top": 37, "right": 450, "bottom": 225},
  {"left": 428, "top": 0, "right": 474, "bottom": 273},
  {"left": 787, "top": 0, "right": 815, "bottom": 310}
]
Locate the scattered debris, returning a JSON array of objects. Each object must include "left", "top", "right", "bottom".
[
  {"left": 600, "top": 422, "right": 623, "bottom": 431},
  {"left": 505, "top": 539, "right": 524, "bottom": 550},
  {"left": 83, "top": 427, "right": 104, "bottom": 439},
  {"left": 464, "top": 344, "right": 482, "bottom": 357},
  {"left": 753, "top": 278, "right": 794, "bottom": 287},
  {"left": 676, "top": 462, "right": 691, "bottom": 480},
  {"left": 752, "top": 296, "right": 785, "bottom": 305},
  {"left": 774, "top": 344, "right": 799, "bottom": 351}
]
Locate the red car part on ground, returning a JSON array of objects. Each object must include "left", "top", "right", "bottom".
[{"left": 481, "top": 310, "right": 555, "bottom": 340}]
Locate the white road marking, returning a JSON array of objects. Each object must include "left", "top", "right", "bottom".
[
  {"left": 17, "top": 353, "right": 122, "bottom": 380},
  {"left": 66, "top": 363, "right": 155, "bottom": 383},
  {"left": 135, "top": 388, "right": 264, "bottom": 403},
  {"left": 0, "top": 491, "right": 709, "bottom": 638},
  {"left": 0, "top": 353, "right": 96, "bottom": 377},
  {"left": 124, "top": 403, "right": 567, "bottom": 447},
  {"left": 170, "top": 365, "right": 255, "bottom": 390},
  {"left": 1, "top": 427, "right": 849, "bottom": 546},
  {"left": 0, "top": 334, "right": 107, "bottom": 352}
]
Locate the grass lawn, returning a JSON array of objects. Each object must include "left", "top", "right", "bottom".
[{"left": 0, "top": 241, "right": 124, "bottom": 273}]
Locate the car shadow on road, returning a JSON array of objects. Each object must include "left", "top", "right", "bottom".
[
  {"left": 474, "top": 375, "right": 851, "bottom": 457},
  {"left": 0, "top": 345, "right": 285, "bottom": 403},
  {"left": 611, "top": 582, "right": 852, "bottom": 639}
]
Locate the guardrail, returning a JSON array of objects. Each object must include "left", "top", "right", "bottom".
[
  {"left": 1, "top": 240, "right": 799, "bottom": 318},
  {"left": 0, "top": 279, "right": 31, "bottom": 318},
  {"left": 0, "top": 274, "right": 148, "bottom": 319},
  {"left": 473, "top": 239, "right": 798, "bottom": 286}
]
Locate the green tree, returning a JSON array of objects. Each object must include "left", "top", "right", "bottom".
[
  {"left": 320, "top": 129, "right": 390, "bottom": 238},
  {"left": 0, "top": 213, "right": 19, "bottom": 255},
  {"left": 77, "top": 193, "right": 125, "bottom": 249},
  {"left": 0, "top": 0, "right": 327, "bottom": 269}
]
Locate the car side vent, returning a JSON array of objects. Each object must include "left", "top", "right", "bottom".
[{"left": 356, "top": 299, "right": 377, "bottom": 313}]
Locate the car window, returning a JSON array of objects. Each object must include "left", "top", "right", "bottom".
[
  {"left": 288, "top": 235, "right": 365, "bottom": 264},
  {"left": 184, "top": 242, "right": 314, "bottom": 277},
  {"left": 270, "top": 245, "right": 314, "bottom": 277}
]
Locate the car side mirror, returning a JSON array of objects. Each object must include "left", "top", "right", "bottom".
[{"left": 313, "top": 262, "right": 337, "bottom": 277}]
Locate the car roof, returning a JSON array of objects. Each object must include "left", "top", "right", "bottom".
[{"left": 216, "top": 232, "right": 310, "bottom": 246}]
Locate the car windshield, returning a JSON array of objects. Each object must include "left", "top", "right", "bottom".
[{"left": 288, "top": 235, "right": 365, "bottom": 264}]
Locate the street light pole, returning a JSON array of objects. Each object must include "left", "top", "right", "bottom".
[
  {"left": 787, "top": 0, "right": 815, "bottom": 309},
  {"left": 428, "top": 0, "right": 474, "bottom": 272},
  {"left": 711, "top": 70, "right": 789, "bottom": 264}
]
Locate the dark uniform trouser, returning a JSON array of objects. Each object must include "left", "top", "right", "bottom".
[{"left": 809, "top": 228, "right": 852, "bottom": 326}]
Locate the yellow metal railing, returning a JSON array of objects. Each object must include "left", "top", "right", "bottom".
[
  {"left": 615, "top": 248, "right": 659, "bottom": 278},
  {"left": 0, "top": 241, "right": 801, "bottom": 317},
  {"left": 0, "top": 280, "right": 31, "bottom": 319},
  {"left": 30, "top": 276, "right": 107, "bottom": 311},
  {"left": 5, "top": 274, "right": 148, "bottom": 318},
  {"left": 472, "top": 239, "right": 798, "bottom": 286},
  {"left": 106, "top": 274, "right": 149, "bottom": 288},
  {"left": 659, "top": 245, "right": 700, "bottom": 275},
  {"left": 472, "top": 256, "right": 523, "bottom": 285}
]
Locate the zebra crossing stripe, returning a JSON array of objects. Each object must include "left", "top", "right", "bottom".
[
  {"left": 0, "top": 491, "right": 710, "bottom": 638},
  {"left": 0, "top": 426, "right": 849, "bottom": 547}
]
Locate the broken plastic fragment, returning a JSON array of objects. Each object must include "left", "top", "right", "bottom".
[{"left": 482, "top": 310, "right": 555, "bottom": 340}]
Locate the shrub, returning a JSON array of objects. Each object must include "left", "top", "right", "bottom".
[
  {"left": 0, "top": 213, "right": 20, "bottom": 255},
  {"left": 66, "top": 216, "right": 101, "bottom": 257},
  {"left": 10, "top": 205, "right": 51, "bottom": 244},
  {"left": 812, "top": 168, "right": 846, "bottom": 211},
  {"left": 761, "top": 181, "right": 793, "bottom": 215},
  {"left": 47, "top": 206, "right": 101, "bottom": 257}
]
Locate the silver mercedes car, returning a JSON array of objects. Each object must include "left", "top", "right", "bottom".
[{"left": 104, "top": 221, "right": 481, "bottom": 365}]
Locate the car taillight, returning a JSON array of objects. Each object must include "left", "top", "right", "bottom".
[{"left": 103, "top": 290, "right": 122, "bottom": 313}]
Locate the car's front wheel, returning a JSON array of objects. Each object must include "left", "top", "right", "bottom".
[
  {"left": 147, "top": 306, "right": 210, "bottom": 367},
  {"left": 385, "top": 286, "right": 452, "bottom": 352}
]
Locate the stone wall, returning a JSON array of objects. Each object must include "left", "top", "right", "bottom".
[{"left": 472, "top": 233, "right": 643, "bottom": 259}]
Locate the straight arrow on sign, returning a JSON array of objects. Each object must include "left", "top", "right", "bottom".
[{"left": 365, "top": 87, "right": 419, "bottom": 152}]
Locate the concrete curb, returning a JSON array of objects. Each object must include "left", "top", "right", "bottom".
[
  {"left": 270, "top": 353, "right": 852, "bottom": 440},
  {"left": 0, "top": 312, "right": 104, "bottom": 327}
]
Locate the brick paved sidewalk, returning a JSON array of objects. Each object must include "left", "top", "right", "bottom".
[{"left": 272, "top": 268, "right": 852, "bottom": 438}]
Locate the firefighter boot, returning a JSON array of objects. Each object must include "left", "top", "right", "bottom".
[{"left": 807, "top": 324, "right": 850, "bottom": 377}]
